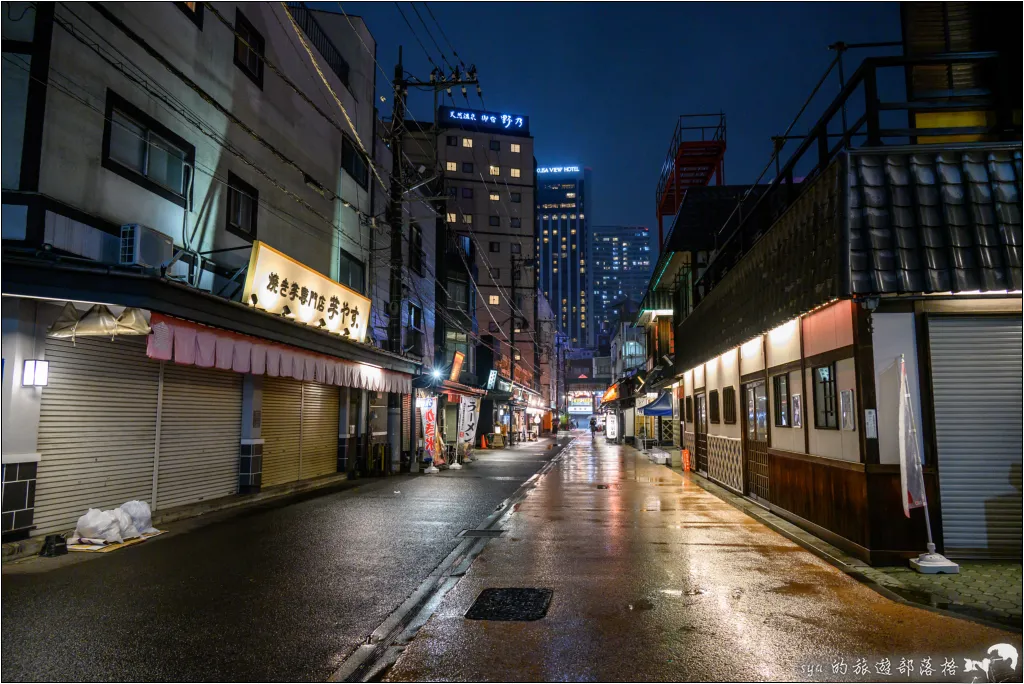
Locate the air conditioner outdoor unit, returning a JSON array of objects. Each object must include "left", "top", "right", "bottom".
[{"left": 120, "top": 224, "right": 174, "bottom": 268}]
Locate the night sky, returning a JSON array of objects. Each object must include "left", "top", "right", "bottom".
[{"left": 336, "top": 2, "right": 901, "bottom": 237}]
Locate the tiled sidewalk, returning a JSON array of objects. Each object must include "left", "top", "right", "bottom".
[{"left": 860, "top": 562, "right": 1022, "bottom": 628}]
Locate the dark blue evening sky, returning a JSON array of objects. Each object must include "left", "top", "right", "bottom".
[{"left": 335, "top": 2, "right": 901, "bottom": 233}]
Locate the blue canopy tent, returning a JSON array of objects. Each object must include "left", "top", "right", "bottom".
[{"left": 638, "top": 391, "right": 672, "bottom": 417}]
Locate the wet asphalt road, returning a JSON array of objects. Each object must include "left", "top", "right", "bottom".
[
  {"left": 385, "top": 438, "right": 1021, "bottom": 683},
  {"left": 1, "top": 439, "right": 560, "bottom": 682}
]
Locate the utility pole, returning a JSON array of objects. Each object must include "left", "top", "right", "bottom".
[
  {"left": 509, "top": 253, "right": 517, "bottom": 446},
  {"left": 387, "top": 47, "right": 407, "bottom": 353}
]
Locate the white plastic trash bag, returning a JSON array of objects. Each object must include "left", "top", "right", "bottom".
[
  {"left": 73, "top": 508, "right": 123, "bottom": 544},
  {"left": 112, "top": 507, "right": 140, "bottom": 540},
  {"left": 119, "top": 500, "right": 157, "bottom": 535}
]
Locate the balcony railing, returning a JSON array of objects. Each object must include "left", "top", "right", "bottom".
[
  {"left": 285, "top": 3, "right": 350, "bottom": 89},
  {"left": 692, "top": 50, "right": 1017, "bottom": 308}
]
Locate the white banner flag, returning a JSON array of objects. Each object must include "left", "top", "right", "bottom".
[
  {"left": 458, "top": 397, "right": 481, "bottom": 448},
  {"left": 898, "top": 354, "right": 928, "bottom": 517}
]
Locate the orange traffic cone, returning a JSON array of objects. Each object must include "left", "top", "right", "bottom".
[{"left": 480, "top": 434, "right": 488, "bottom": 449}]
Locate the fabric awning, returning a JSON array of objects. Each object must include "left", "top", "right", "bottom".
[
  {"left": 639, "top": 391, "right": 672, "bottom": 416},
  {"left": 441, "top": 379, "right": 486, "bottom": 397},
  {"left": 146, "top": 313, "right": 411, "bottom": 394}
]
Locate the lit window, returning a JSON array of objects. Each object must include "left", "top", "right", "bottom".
[
  {"left": 510, "top": 143, "right": 521, "bottom": 153},
  {"left": 489, "top": 295, "right": 500, "bottom": 305},
  {"left": 511, "top": 168, "right": 521, "bottom": 178},
  {"left": 566, "top": 192, "right": 576, "bottom": 198},
  {"left": 462, "top": 137, "right": 473, "bottom": 148},
  {"left": 489, "top": 165, "right": 500, "bottom": 176},
  {"left": 446, "top": 212, "right": 457, "bottom": 223},
  {"left": 571, "top": 229, "right": 576, "bottom": 235},
  {"left": 462, "top": 214, "right": 473, "bottom": 224},
  {"left": 543, "top": 238, "right": 548, "bottom": 242},
  {"left": 446, "top": 161, "right": 457, "bottom": 172},
  {"left": 570, "top": 214, "right": 576, "bottom": 219},
  {"left": 580, "top": 267, "right": 585, "bottom": 273},
  {"left": 580, "top": 214, "right": 585, "bottom": 219},
  {"left": 489, "top": 192, "right": 499, "bottom": 201},
  {"left": 561, "top": 214, "right": 567, "bottom": 219}
]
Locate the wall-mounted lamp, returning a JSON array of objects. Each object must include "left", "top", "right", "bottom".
[
  {"left": 249, "top": 293, "right": 258, "bottom": 306},
  {"left": 281, "top": 305, "right": 294, "bottom": 319},
  {"left": 22, "top": 359, "right": 49, "bottom": 387},
  {"left": 342, "top": 327, "right": 351, "bottom": 337},
  {"left": 318, "top": 318, "right": 327, "bottom": 328},
  {"left": 431, "top": 369, "right": 442, "bottom": 380}
]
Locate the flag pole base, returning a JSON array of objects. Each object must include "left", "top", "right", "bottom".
[
  {"left": 424, "top": 465, "right": 439, "bottom": 474},
  {"left": 448, "top": 462, "right": 462, "bottom": 470},
  {"left": 910, "top": 548, "right": 959, "bottom": 574}
]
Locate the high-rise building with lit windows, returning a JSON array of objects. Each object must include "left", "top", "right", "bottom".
[
  {"left": 534, "top": 166, "right": 591, "bottom": 347},
  {"left": 591, "top": 225, "right": 653, "bottom": 341}
]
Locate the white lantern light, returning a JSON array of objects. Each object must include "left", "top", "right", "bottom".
[{"left": 22, "top": 359, "right": 49, "bottom": 387}]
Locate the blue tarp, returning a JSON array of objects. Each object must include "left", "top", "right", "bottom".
[{"left": 639, "top": 391, "right": 672, "bottom": 417}]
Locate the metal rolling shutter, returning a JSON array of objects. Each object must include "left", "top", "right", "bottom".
[
  {"left": 156, "top": 364, "right": 242, "bottom": 510},
  {"left": 402, "top": 393, "right": 412, "bottom": 453},
  {"left": 261, "top": 376, "right": 302, "bottom": 487},
  {"left": 929, "top": 316, "right": 1023, "bottom": 557},
  {"left": 299, "top": 382, "right": 339, "bottom": 480},
  {"left": 34, "top": 337, "right": 159, "bottom": 534}
]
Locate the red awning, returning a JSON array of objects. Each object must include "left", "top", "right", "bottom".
[{"left": 146, "top": 313, "right": 412, "bottom": 393}]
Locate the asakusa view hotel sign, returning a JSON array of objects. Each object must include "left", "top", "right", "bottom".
[
  {"left": 537, "top": 166, "right": 580, "bottom": 174},
  {"left": 439, "top": 106, "right": 529, "bottom": 134}
]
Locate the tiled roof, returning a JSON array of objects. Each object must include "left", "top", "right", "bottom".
[{"left": 847, "top": 146, "right": 1022, "bottom": 294}]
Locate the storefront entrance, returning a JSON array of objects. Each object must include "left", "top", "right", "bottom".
[
  {"left": 694, "top": 393, "right": 708, "bottom": 475},
  {"left": 742, "top": 380, "right": 770, "bottom": 503}
]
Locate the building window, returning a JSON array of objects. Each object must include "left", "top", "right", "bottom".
[
  {"left": 489, "top": 165, "right": 500, "bottom": 176},
  {"left": 225, "top": 172, "right": 258, "bottom": 241},
  {"left": 773, "top": 374, "right": 790, "bottom": 427},
  {"left": 488, "top": 321, "right": 499, "bottom": 333},
  {"left": 511, "top": 192, "right": 521, "bottom": 203},
  {"left": 566, "top": 192, "right": 576, "bottom": 198},
  {"left": 511, "top": 243, "right": 521, "bottom": 254},
  {"left": 462, "top": 187, "right": 473, "bottom": 199},
  {"left": 102, "top": 90, "right": 194, "bottom": 208},
  {"left": 341, "top": 135, "right": 368, "bottom": 189},
  {"left": 723, "top": 386, "right": 737, "bottom": 424},
  {"left": 338, "top": 247, "right": 365, "bottom": 294},
  {"left": 488, "top": 295, "right": 500, "bottom": 305},
  {"left": 462, "top": 162, "right": 473, "bottom": 173},
  {"left": 462, "top": 137, "right": 473, "bottom": 148},
  {"left": 489, "top": 140, "right": 500, "bottom": 151},
  {"left": 708, "top": 389, "right": 720, "bottom": 424},
  {"left": 492, "top": 268, "right": 500, "bottom": 279},
  {"left": 409, "top": 222, "right": 424, "bottom": 275},
  {"left": 446, "top": 161, "right": 457, "bottom": 172},
  {"left": 446, "top": 212, "right": 457, "bottom": 223},
  {"left": 510, "top": 143, "right": 520, "bottom": 153},
  {"left": 446, "top": 135, "right": 457, "bottom": 146},
  {"left": 489, "top": 216, "right": 500, "bottom": 227},
  {"left": 177, "top": 2, "right": 204, "bottom": 28},
  {"left": 489, "top": 192, "right": 499, "bottom": 201},
  {"left": 489, "top": 241, "right": 500, "bottom": 252},
  {"left": 685, "top": 396, "right": 694, "bottom": 423},
  {"left": 446, "top": 186, "right": 457, "bottom": 197},
  {"left": 233, "top": 9, "right": 265, "bottom": 88},
  {"left": 462, "top": 214, "right": 473, "bottom": 224},
  {"left": 510, "top": 168, "right": 521, "bottom": 178},
  {"left": 511, "top": 217, "right": 521, "bottom": 228},
  {"left": 813, "top": 364, "right": 838, "bottom": 429}
]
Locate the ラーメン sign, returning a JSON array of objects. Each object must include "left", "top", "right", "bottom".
[{"left": 242, "top": 241, "right": 372, "bottom": 343}]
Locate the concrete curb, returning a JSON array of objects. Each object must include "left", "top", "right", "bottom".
[{"left": 640, "top": 452, "right": 1022, "bottom": 634}]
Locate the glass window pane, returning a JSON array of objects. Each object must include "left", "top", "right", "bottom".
[
  {"left": 755, "top": 384, "right": 768, "bottom": 439},
  {"left": 147, "top": 133, "right": 185, "bottom": 193},
  {"left": 109, "top": 110, "right": 146, "bottom": 173}
]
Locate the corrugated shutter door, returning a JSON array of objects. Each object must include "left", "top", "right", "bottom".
[
  {"left": 156, "top": 364, "right": 242, "bottom": 510},
  {"left": 35, "top": 337, "right": 158, "bottom": 534},
  {"left": 929, "top": 316, "right": 1023, "bottom": 558},
  {"left": 262, "top": 376, "right": 302, "bottom": 487},
  {"left": 299, "top": 382, "right": 339, "bottom": 480}
]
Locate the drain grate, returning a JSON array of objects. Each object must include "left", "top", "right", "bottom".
[
  {"left": 458, "top": 529, "right": 505, "bottom": 538},
  {"left": 465, "top": 588, "right": 553, "bottom": 621}
]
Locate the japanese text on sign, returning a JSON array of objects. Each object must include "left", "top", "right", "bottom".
[
  {"left": 439, "top": 106, "right": 529, "bottom": 134},
  {"left": 242, "top": 241, "right": 371, "bottom": 343}
]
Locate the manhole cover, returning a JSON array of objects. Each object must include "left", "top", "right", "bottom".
[
  {"left": 465, "top": 588, "right": 553, "bottom": 621},
  {"left": 458, "top": 529, "right": 505, "bottom": 538}
]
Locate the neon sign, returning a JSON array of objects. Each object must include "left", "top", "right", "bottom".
[
  {"left": 537, "top": 166, "right": 580, "bottom": 174},
  {"left": 440, "top": 106, "right": 528, "bottom": 134}
]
